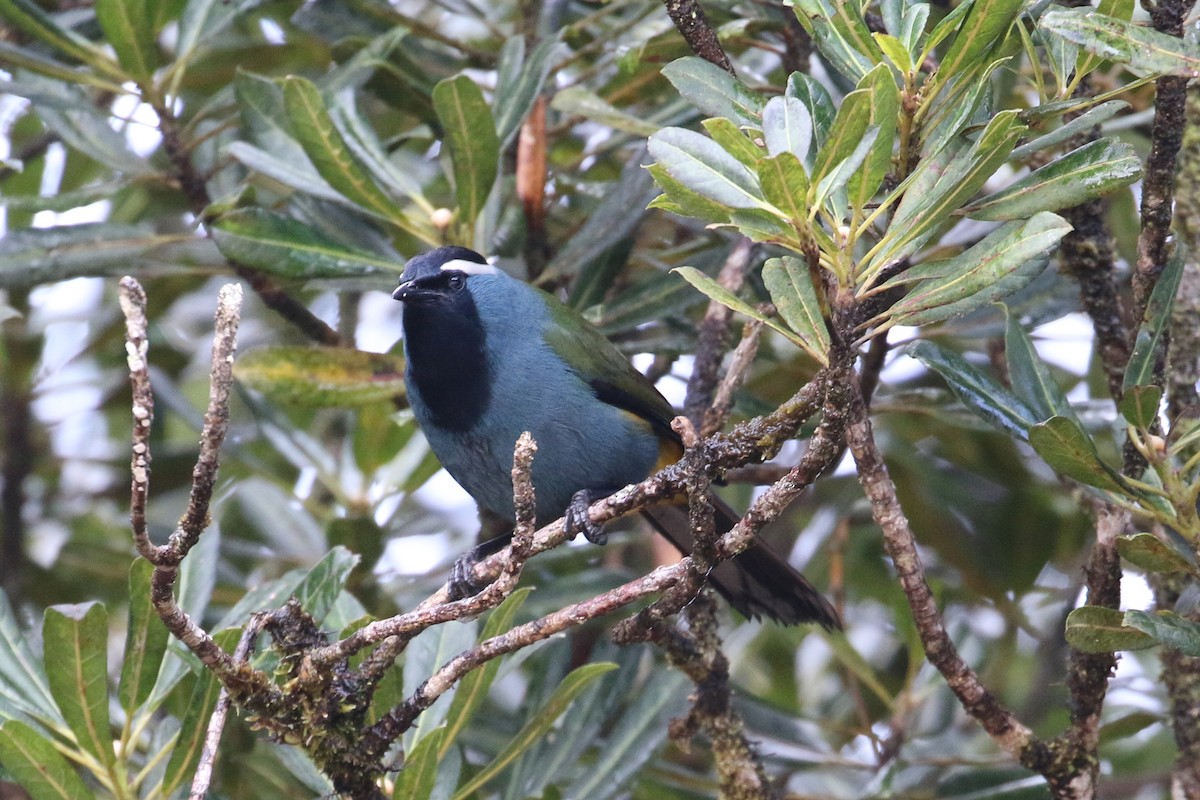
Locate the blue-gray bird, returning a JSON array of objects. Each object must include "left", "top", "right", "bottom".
[{"left": 393, "top": 246, "right": 839, "bottom": 628}]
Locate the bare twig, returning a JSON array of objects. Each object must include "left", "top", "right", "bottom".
[
  {"left": 703, "top": 319, "right": 762, "bottom": 436},
  {"left": 660, "top": 0, "right": 735, "bottom": 74},
  {"left": 119, "top": 278, "right": 160, "bottom": 562}
]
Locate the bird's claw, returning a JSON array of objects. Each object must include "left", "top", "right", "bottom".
[
  {"left": 565, "top": 489, "right": 608, "bottom": 545},
  {"left": 448, "top": 547, "right": 488, "bottom": 600}
]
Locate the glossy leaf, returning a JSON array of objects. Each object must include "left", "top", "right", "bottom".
[
  {"left": 660, "top": 57, "right": 764, "bottom": 126},
  {"left": 935, "top": 0, "right": 1024, "bottom": 83},
  {"left": 0, "top": 719, "right": 91, "bottom": 800},
  {"left": 906, "top": 340, "right": 1039, "bottom": 438},
  {"left": 43, "top": 603, "right": 113, "bottom": 769},
  {"left": 1118, "top": 533, "right": 1197, "bottom": 576},
  {"left": 0, "top": 591, "right": 62, "bottom": 727},
  {"left": 1125, "top": 610, "right": 1200, "bottom": 655},
  {"left": 1028, "top": 416, "right": 1125, "bottom": 493},
  {"left": 848, "top": 64, "right": 900, "bottom": 208},
  {"left": 790, "top": 0, "right": 882, "bottom": 81},
  {"left": 1041, "top": 8, "right": 1200, "bottom": 78},
  {"left": 1065, "top": 606, "right": 1156, "bottom": 653},
  {"left": 1074, "top": 0, "right": 1136, "bottom": 79},
  {"left": 236, "top": 346, "right": 406, "bottom": 407},
  {"left": 762, "top": 255, "right": 830, "bottom": 364},
  {"left": 1119, "top": 385, "right": 1163, "bottom": 429},
  {"left": 811, "top": 89, "right": 871, "bottom": 194},
  {"left": 966, "top": 139, "right": 1141, "bottom": 220},
  {"left": 674, "top": 266, "right": 810, "bottom": 350},
  {"left": 786, "top": 72, "right": 836, "bottom": 163},
  {"left": 873, "top": 32, "right": 913, "bottom": 72},
  {"left": 648, "top": 127, "right": 764, "bottom": 209},
  {"left": 762, "top": 94, "right": 813, "bottom": 161},
  {"left": 646, "top": 164, "right": 733, "bottom": 224},
  {"left": 758, "top": 152, "right": 810, "bottom": 225},
  {"left": 433, "top": 75, "right": 500, "bottom": 229},
  {"left": 1011, "top": 101, "right": 1129, "bottom": 159},
  {"left": 118, "top": 559, "right": 169, "bottom": 716},
  {"left": 290, "top": 547, "right": 359, "bottom": 623},
  {"left": 210, "top": 208, "right": 399, "bottom": 279},
  {"left": 1003, "top": 305, "right": 1074, "bottom": 423},
  {"left": 1125, "top": 245, "right": 1186, "bottom": 391},
  {"left": 95, "top": 0, "right": 157, "bottom": 81},
  {"left": 702, "top": 117, "right": 764, "bottom": 169},
  {"left": 451, "top": 662, "right": 619, "bottom": 800}
]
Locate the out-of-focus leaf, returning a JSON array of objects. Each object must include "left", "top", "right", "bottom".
[
  {"left": 440, "top": 588, "right": 532, "bottom": 759},
  {"left": 0, "top": 720, "right": 91, "bottom": 800},
  {"left": 451, "top": 662, "right": 619, "bottom": 800},
  {"left": 330, "top": 93, "right": 435, "bottom": 214},
  {"left": 236, "top": 346, "right": 406, "bottom": 407},
  {"left": 1119, "top": 385, "right": 1163, "bottom": 429},
  {"left": 966, "top": 139, "right": 1141, "bottom": 220},
  {"left": 0, "top": 224, "right": 186, "bottom": 290},
  {"left": 433, "top": 75, "right": 500, "bottom": 229},
  {"left": 790, "top": 0, "right": 882, "bottom": 81},
  {"left": 1118, "top": 533, "right": 1197, "bottom": 576},
  {"left": 1011, "top": 100, "right": 1129, "bottom": 159},
  {"left": 550, "top": 87, "right": 660, "bottom": 137},
  {"left": 674, "top": 266, "right": 810, "bottom": 350},
  {"left": 95, "top": 0, "right": 157, "bottom": 81},
  {"left": 395, "top": 727, "right": 446, "bottom": 800},
  {"left": 43, "top": 603, "right": 112, "bottom": 770},
  {"left": 1124, "top": 610, "right": 1200, "bottom": 655},
  {"left": 1125, "top": 245, "right": 1186, "bottom": 391},
  {"left": 0, "top": 41, "right": 126, "bottom": 92},
  {"left": 209, "top": 207, "right": 399, "bottom": 279},
  {"left": 1065, "top": 606, "right": 1155, "bottom": 652},
  {"left": 762, "top": 255, "right": 829, "bottom": 364},
  {"left": 1003, "top": 305, "right": 1075, "bottom": 422},
  {"left": 1041, "top": 8, "right": 1200, "bottom": 78},
  {"left": 495, "top": 34, "right": 562, "bottom": 146},
  {"left": 173, "top": 0, "right": 263, "bottom": 84},
  {"left": 762, "top": 94, "right": 813, "bottom": 161},
  {"left": 225, "top": 141, "right": 344, "bottom": 202},
  {"left": 0, "top": 0, "right": 124, "bottom": 81},
  {"left": 906, "top": 340, "right": 1039, "bottom": 438},
  {"left": 648, "top": 127, "right": 764, "bottom": 209},
  {"left": 405, "top": 619, "right": 480, "bottom": 745},
  {"left": 660, "top": 57, "right": 764, "bottom": 126},
  {"left": 118, "top": 559, "right": 169, "bottom": 716},
  {"left": 36, "top": 101, "right": 154, "bottom": 175},
  {"left": 1099, "top": 711, "right": 1162, "bottom": 744},
  {"left": 881, "top": 213, "right": 1068, "bottom": 328},
  {"left": 1028, "top": 415, "right": 1125, "bottom": 493},
  {"left": 0, "top": 592, "right": 62, "bottom": 728}
]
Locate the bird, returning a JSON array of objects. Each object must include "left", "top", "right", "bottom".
[{"left": 392, "top": 245, "right": 840, "bottom": 628}]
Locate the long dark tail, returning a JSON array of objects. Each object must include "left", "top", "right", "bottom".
[{"left": 640, "top": 497, "right": 841, "bottom": 629}]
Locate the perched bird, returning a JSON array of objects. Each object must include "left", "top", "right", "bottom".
[{"left": 393, "top": 246, "right": 840, "bottom": 628}]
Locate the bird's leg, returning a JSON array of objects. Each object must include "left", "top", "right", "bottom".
[
  {"left": 564, "top": 488, "right": 616, "bottom": 546},
  {"left": 448, "top": 532, "right": 513, "bottom": 600}
]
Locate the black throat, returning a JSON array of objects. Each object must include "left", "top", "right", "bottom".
[{"left": 402, "top": 293, "right": 490, "bottom": 432}]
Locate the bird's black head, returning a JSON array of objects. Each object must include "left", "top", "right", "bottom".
[{"left": 392, "top": 246, "right": 495, "bottom": 305}]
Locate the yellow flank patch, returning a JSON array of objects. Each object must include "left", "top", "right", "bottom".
[{"left": 618, "top": 409, "right": 684, "bottom": 472}]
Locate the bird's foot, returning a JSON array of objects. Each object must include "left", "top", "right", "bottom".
[
  {"left": 448, "top": 533, "right": 512, "bottom": 600},
  {"left": 565, "top": 489, "right": 608, "bottom": 545}
]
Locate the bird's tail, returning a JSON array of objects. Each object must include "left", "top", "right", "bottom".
[{"left": 640, "top": 497, "right": 841, "bottom": 629}]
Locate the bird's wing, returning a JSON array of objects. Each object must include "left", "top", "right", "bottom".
[{"left": 540, "top": 294, "right": 681, "bottom": 446}]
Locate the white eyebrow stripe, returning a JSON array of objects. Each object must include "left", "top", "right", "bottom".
[{"left": 440, "top": 258, "right": 497, "bottom": 275}]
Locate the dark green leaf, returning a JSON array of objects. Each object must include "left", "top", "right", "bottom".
[
  {"left": 1117, "top": 532, "right": 1197, "bottom": 576},
  {"left": 43, "top": 603, "right": 113, "bottom": 770},
  {"left": 118, "top": 559, "right": 169, "bottom": 716},
  {"left": 1028, "top": 416, "right": 1125, "bottom": 492},
  {"left": 1119, "top": 385, "right": 1163, "bottom": 429},
  {"left": 660, "top": 57, "right": 764, "bottom": 126},
  {"left": 935, "top": 0, "right": 1024, "bottom": 83},
  {"left": 1065, "top": 606, "right": 1156, "bottom": 653},
  {"left": 1041, "top": 8, "right": 1200, "bottom": 78},
  {"left": 0, "top": 720, "right": 91, "bottom": 800},
  {"left": 291, "top": 547, "right": 359, "bottom": 623},
  {"left": 432, "top": 75, "right": 500, "bottom": 229},
  {"left": 494, "top": 35, "right": 562, "bottom": 146},
  {"left": 966, "top": 139, "right": 1142, "bottom": 220},
  {"left": 786, "top": 72, "right": 836, "bottom": 161},
  {"left": 1011, "top": 101, "right": 1129, "bottom": 159},
  {"left": 648, "top": 127, "right": 764, "bottom": 209},
  {"left": 394, "top": 727, "right": 446, "bottom": 800},
  {"left": 849, "top": 64, "right": 900, "bottom": 208},
  {"left": 790, "top": 0, "right": 882, "bottom": 81},
  {"left": 0, "top": 591, "right": 61, "bottom": 727},
  {"left": 236, "top": 346, "right": 406, "bottom": 407},
  {"left": 906, "top": 340, "right": 1039, "bottom": 438},
  {"left": 1125, "top": 245, "right": 1186, "bottom": 391},
  {"left": 1003, "top": 305, "right": 1075, "bottom": 422},
  {"left": 209, "top": 207, "right": 399, "bottom": 279},
  {"left": 1124, "top": 610, "right": 1200, "bottom": 655},
  {"left": 811, "top": 89, "right": 870, "bottom": 193},
  {"left": 762, "top": 255, "right": 829, "bottom": 364}
]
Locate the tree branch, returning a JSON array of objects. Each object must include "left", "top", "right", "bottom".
[{"left": 660, "top": 0, "right": 736, "bottom": 74}]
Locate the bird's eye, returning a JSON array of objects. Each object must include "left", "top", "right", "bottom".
[{"left": 447, "top": 273, "right": 465, "bottom": 292}]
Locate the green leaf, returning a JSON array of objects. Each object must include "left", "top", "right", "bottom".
[
  {"left": 1041, "top": 8, "right": 1200, "bottom": 78},
  {"left": 549, "top": 87, "right": 660, "bottom": 137},
  {"left": 762, "top": 94, "right": 813, "bottom": 161},
  {"left": 790, "top": 0, "right": 882, "bottom": 81},
  {"left": 1124, "top": 610, "right": 1200, "bottom": 655},
  {"left": 702, "top": 117, "right": 764, "bottom": 169},
  {"left": 660, "top": 57, "right": 764, "bottom": 126},
  {"left": 646, "top": 164, "right": 732, "bottom": 225},
  {"left": 762, "top": 256, "right": 829, "bottom": 364},
  {"left": 171, "top": 0, "right": 263, "bottom": 91},
  {"left": 648, "top": 127, "right": 764, "bottom": 209},
  {"left": 906, "top": 340, "right": 1039, "bottom": 438},
  {"left": 43, "top": 603, "right": 113, "bottom": 770},
  {"left": 209, "top": 208, "right": 399, "bottom": 280},
  {"left": 0, "top": 41, "right": 126, "bottom": 93},
  {"left": 0, "top": 591, "right": 61, "bottom": 728},
  {"left": 935, "top": 0, "right": 1024, "bottom": 84},
  {"left": 1011, "top": 101, "right": 1129, "bottom": 160},
  {"left": 1119, "top": 385, "right": 1163, "bottom": 429},
  {"left": 1117, "top": 532, "right": 1197, "bottom": 576},
  {"left": 810, "top": 88, "right": 870, "bottom": 194},
  {"left": 758, "top": 152, "right": 810, "bottom": 224},
  {"left": 674, "top": 266, "right": 811, "bottom": 350},
  {"left": 786, "top": 73, "right": 836, "bottom": 162},
  {"left": 394, "top": 726, "right": 445, "bottom": 800},
  {"left": 873, "top": 32, "right": 913, "bottom": 72},
  {"left": 95, "top": 0, "right": 157, "bottom": 82},
  {"left": 1074, "top": 0, "right": 1136, "bottom": 79},
  {"left": 291, "top": 547, "right": 359, "bottom": 624},
  {"left": 882, "top": 213, "right": 1069, "bottom": 328},
  {"left": 1065, "top": 606, "right": 1156, "bottom": 653},
  {"left": 118, "top": 559, "right": 169, "bottom": 717},
  {"left": 440, "top": 588, "right": 532, "bottom": 759},
  {"left": 494, "top": 34, "right": 561, "bottom": 146},
  {"left": 236, "top": 346, "right": 406, "bottom": 407},
  {"left": 0, "top": 720, "right": 91, "bottom": 800},
  {"left": 1028, "top": 416, "right": 1125, "bottom": 493},
  {"left": 966, "top": 139, "right": 1142, "bottom": 220},
  {"left": 1125, "top": 245, "right": 1186, "bottom": 391},
  {"left": 0, "top": 0, "right": 125, "bottom": 82},
  {"left": 283, "top": 76, "right": 405, "bottom": 224},
  {"left": 451, "top": 662, "right": 619, "bottom": 800},
  {"left": 330, "top": 94, "right": 435, "bottom": 214},
  {"left": 1003, "top": 305, "right": 1074, "bottom": 423},
  {"left": 1099, "top": 711, "right": 1161, "bottom": 744},
  {"left": 432, "top": 75, "right": 500, "bottom": 229},
  {"left": 848, "top": 64, "right": 900, "bottom": 208}
]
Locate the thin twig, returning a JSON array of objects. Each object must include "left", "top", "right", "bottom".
[
  {"left": 118, "top": 278, "right": 159, "bottom": 562},
  {"left": 703, "top": 319, "right": 762, "bottom": 436}
]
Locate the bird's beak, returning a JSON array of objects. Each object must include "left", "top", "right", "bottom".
[
  {"left": 393, "top": 280, "right": 432, "bottom": 303},
  {"left": 392, "top": 281, "right": 413, "bottom": 301}
]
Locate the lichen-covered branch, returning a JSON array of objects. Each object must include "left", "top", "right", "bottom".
[{"left": 660, "top": 0, "right": 735, "bottom": 74}]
